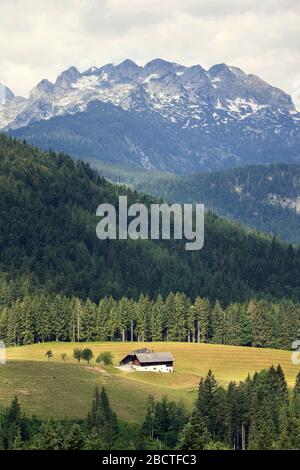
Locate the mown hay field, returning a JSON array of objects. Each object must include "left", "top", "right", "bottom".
[{"left": 0, "top": 342, "right": 299, "bottom": 422}]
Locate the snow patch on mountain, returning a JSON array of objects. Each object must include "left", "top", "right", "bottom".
[{"left": 1, "top": 59, "right": 300, "bottom": 170}]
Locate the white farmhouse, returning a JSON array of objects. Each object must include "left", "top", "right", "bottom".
[{"left": 120, "top": 349, "right": 174, "bottom": 373}]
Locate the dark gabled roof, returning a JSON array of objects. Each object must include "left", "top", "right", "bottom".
[{"left": 135, "top": 352, "right": 174, "bottom": 364}]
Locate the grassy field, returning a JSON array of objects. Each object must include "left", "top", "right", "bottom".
[{"left": 1, "top": 342, "right": 299, "bottom": 422}]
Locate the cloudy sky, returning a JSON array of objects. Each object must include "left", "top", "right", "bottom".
[{"left": 1, "top": 0, "right": 300, "bottom": 106}]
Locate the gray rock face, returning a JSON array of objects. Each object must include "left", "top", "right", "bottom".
[
  {"left": 30, "top": 79, "right": 54, "bottom": 99},
  {"left": 0, "top": 83, "right": 14, "bottom": 103},
  {"left": 54, "top": 66, "right": 81, "bottom": 91},
  {"left": 2, "top": 59, "right": 300, "bottom": 173}
]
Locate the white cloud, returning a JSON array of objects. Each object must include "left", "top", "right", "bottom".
[{"left": 0, "top": 0, "right": 299, "bottom": 107}]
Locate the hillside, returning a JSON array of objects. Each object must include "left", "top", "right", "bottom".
[
  {"left": 1, "top": 134, "right": 300, "bottom": 306},
  {"left": 121, "top": 164, "right": 300, "bottom": 244},
  {"left": 10, "top": 101, "right": 196, "bottom": 173},
  {"left": 1, "top": 342, "right": 299, "bottom": 421},
  {"left": 3, "top": 59, "right": 300, "bottom": 174}
]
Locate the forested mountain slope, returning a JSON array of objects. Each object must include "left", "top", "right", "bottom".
[
  {"left": 1, "top": 134, "right": 300, "bottom": 305},
  {"left": 123, "top": 164, "right": 300, "bottom": 244}
]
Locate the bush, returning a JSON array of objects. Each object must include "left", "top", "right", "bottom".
[
  {"left": 96, "top": 351, "right": 113, "bottom": 366},
  {"left": 45, "top": 350, "right": 53, "bottom": 361}
]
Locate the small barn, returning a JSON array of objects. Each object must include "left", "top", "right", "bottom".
[{"left": 120, "top": 349, "right": 174, "bottom": 373}]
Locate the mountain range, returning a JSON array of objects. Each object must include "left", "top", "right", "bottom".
[{"left": 1, "top": 59, "right": 300, "bottom": 174}]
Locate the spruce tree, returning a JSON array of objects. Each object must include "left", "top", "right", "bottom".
[
  {"left": 225, "top": 303, "right": 242, "bottom": 346},
  {"left": 64, "top": 424, "right": 85, "bottom": 450},
  {"left": 196, "top": 370, "right": 226, "bottom": 441},
  {"left": 88, "top": 387, "right": 118, "bottom": 448},
  {"left": 150, "top": 295, "right": 164, "bottom": 342},
  {"left": 194, "top": 297, "right": 210, "bottom": 343},
  {"left": 142, "top": 395, "right": 156, "bottom": 439},
  {"left": 211, "top": 301, "right": 226, "bottom": 344},
  {"left": 178, "top": 409, "right": 210, "bottom": 450}
]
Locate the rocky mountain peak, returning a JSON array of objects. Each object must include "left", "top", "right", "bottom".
[
  {"left": 0, "top": 83, "right": 15, "bottom": 103},
  {"left": 30, "top": 79, "right": 54, "bottom": 100},
  {"left": 144, "top": 59, "right": 185, "bottom": 77},
  {"left": 54, "top": 66, "right": 81, "bottom": 90},
  {"left": 113, "top": 59, "right": 142, "bottom": 81},
  {"left": 1, "top": 59, "right": 300, "bottom": 172}
]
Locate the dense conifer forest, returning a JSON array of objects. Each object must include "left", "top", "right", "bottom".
[
  {"left": 122, "top": 164, "right": 300, "bottom": 244},
  {"left": 1, "top": 292, "right": 299, "bottom": 349},
  {"left": 1, "top": 134, "right": 300, "bottom": 308},
  {"left": 1, "top": 135, "right": 300, "bottom": 452}
]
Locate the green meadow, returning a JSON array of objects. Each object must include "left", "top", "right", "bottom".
[{"left": 0, "top": 342, "right": 299, "bottom": 422}]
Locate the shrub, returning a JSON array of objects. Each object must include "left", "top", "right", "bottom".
[{"left": 96, "top": 351, "right": 113, "bottom": 366}]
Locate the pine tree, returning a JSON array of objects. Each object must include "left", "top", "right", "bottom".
[
  {"left": 225, "top": 303, "right": 242, "bottom": 346},
  {"left": 0, "top": 396, "right": 31, "bottom": 450},
  {"left": 164, "top": 292, "right": 175, "bottom": 341},
  {"left": 36, "top": 294, "right": 51, "bottom": 343},
  {"left": 150, "top": 295, "right": 164, "bottom": 342},
  {"left": 6, "top": 302, "right": 19, "bottom": 346},
  {"left": 275, "top": 365, "right": 288, "bottom": 403},
  {"left": 135, "top": 295, "right": 151, "bottom": 342},
  {"left": 194, "top": 297, "right": 210, "bottom": 343},
  {"left": 239, "top": 304, "right": 253, "bottom": 346},
  {"left": 107, "top": 300, "right": 119, "bottom": 341},
  {"left": 88, "top": 387, "right": 118, "bottom": 448},
  {"left": 169, "top": 293, "right": 188, "bottom": 341},
  {"left": 96, "top": 297, "right": 112, "bottom": 341},
  {"left": 273, "top": 407, "right": 292, "bottom": 450},
  {"left": 117, "top": 297, "right": 131, "bottom": 342},
  {"left": 248, "top": 300, "right": 271, "bottom": 348},
  {"left": 226, "top": 381, "right": 240, "bottom": 449},
  {"left": 72, "top": 297, "right": 83, "bottom": 342},
  {"left": 82, "top": 299, "right": 97, "bottom": 342},
  {"left": 142, "top": 395, "right": 156, "bottom": 439},
  {"left": 292, "top": 371, "right": 300, "bottom": 418},
  {"left": 196, "top": 370, "right": 226, "bottom": 441},
  {"left": 64, "top": 424, "right": 85, "bottom": 450},
  {"left": 248, "top": 370, "right": 277, "bottom": 449},
  {"left": 11, "top": 427, "right": 23, "bottom": 450},
  {"left": 31, "top": 422, "right": 65, "bottom": 450},
  {"left": 186, "top": 305, "right": 196, "bottom": 342},
  {"left": 178, "top": 409, "right": 210, "bottom": 450},
  {"left": 211, "top": 301, "right": 226, "bottom": 344}
]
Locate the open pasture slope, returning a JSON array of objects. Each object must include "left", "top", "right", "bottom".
[{"left": 1, "top": 342, "right": 299, "bottom": 422}]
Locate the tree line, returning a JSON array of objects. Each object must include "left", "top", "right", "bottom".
[
  {"left": 1, "top": 367, "right": 300, "bottom": 450},
  {"left": 1, "top": 292, "right": 299, "bottom": 350}
]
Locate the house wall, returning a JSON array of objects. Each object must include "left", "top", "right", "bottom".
[
  {"left": 133, "top": 364, "right": 173, "bottom": 373},
  {"left": 132, "top": 358, "right": 140, "bottom": 366}
]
